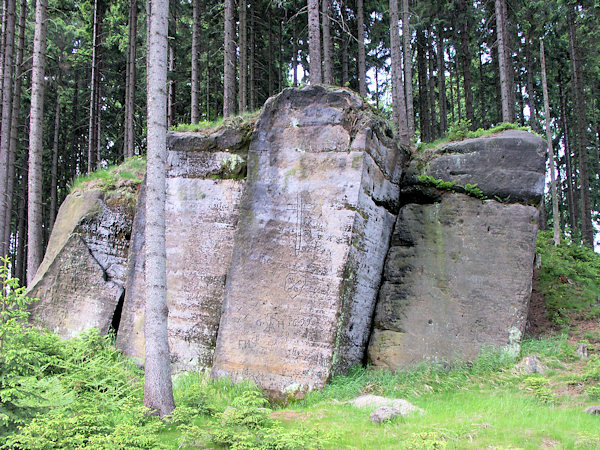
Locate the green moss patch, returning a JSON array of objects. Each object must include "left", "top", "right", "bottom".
[{"left": 69, "top": 156, "right": 146, "bottom": 195}]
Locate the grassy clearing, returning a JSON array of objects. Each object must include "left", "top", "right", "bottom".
[{"left": 68, "top": 156, "right": 146, "bottom": 193}]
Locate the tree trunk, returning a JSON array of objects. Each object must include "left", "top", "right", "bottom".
[
  {"left": 292, "top": 0, "right": 298, "bottom": 86},
  {"left": 495, "top": 0, "right": 512, "bottom": 123},
  {"left": 267, "top": 14, "right": 273, "bottom": 96},
  {"left": 540, "top": 40, "right": 560, "bottom": 246},
  {"left": 416, "top": 26, "right": 430, "bottom": 141},
  {"left": 249, "top": 5, "right": 255, "bottom": 110},
  {"left": 88, "top": 0, "right": 103, "bottom": 173},
  {"left": 15, "top": 163, "right": 26, "bottom": 282},
  {"left": 403, "top": 0, "right": 414, "bottom": 138},
  {"left": 167, "top": 6, "right": 176, "bottom": 129},
  {"left": 307, "top": 0, "right": 321, "bottom": 84},
  {"left": 145, "top": 0, "right": 175, "bottom": 417},
  {"left": 342, "top": 36, "right": 349, "bottom": 85},
  {"left": 190, "top": 0, "right": 200, "bottom": 122},
  {"left": 567, "top": 8, "right": 593, "bottom": 247},
  {"left": 559, "top": 82, "right": 576, "bottom": 234},
  {"left": 437, "top": 26, "right": 447, "bottom": 135},
  {"left": 524, "top": 31, "right": 538, "bottom": 133},
  {"left": 457, "top": 0, "right": 474, "bottom": 128},
  {"left": 49, "top": 93, "right": 60, "bottom": 230},
  {"left": 124, "top": 0, "right": 137, "bottom": 156},
  {"left": 427, "top": 29, "right": 437, "bottom": 138},
  {"left": 223, "top": 0, "right": 236, "bottom": 117},
  {"left": 26, "top": 0, "right": 48, "bottom": 285},
  {"left": 238, "top": 0, "right": 247, "bottom": 112},
  {"left": 0, "top": 0, "right": 16, "bottom": 257},
  {"left": 357, "top": 0, "right": 366, "bottom": 96},
  {"left": 2, "top": 0, "right": 25, "bottom": 256},
  {"left": 322, "top": 0, "right": 333, "bottom": 84},
  {"left": 390, "top": 0, "right": 408, "bottom": 143}
]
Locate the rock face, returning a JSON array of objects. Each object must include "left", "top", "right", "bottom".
[
  {"left": 367, "top": 130, "right": 546, "bottom": 369},
  {"left": 211, "top": 86, "right": 407, "bottom": 394},
  {"left": 115, "top": 121, "right": 251, "bottom": 371},
  {"left": 30, "top": 87, "right": 546, "bottom": 394},
  {"left": 28, "top": 186, "right": 137, "bottom": 337}
]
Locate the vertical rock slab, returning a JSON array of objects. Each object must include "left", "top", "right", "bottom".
[
  {"left": 368, "top": 130, "right": 546, "bottom": 368},
  {"left": 116, "top": 123, "right": 251, "bottom": 371},
  {"left": 212, "top": 86, "right": 407, "bottom": 394},
  {"left": 28, "top": 177, "right": 139, "bottom": 337}
]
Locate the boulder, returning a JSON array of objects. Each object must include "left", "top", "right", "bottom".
[
  {"left": 369, "top": 406, "right": 402, "bottom": 424},
  {"left": 212, "top": 85, "right": 408, "bottom": 394},
  {"left": 28, "top": 181, "right": 138, "bottom": 337},
  {"left": 115, "top": 120, "right": 252, "bottom": 371},
  {"left": 515, "top": 355, "right": 546, "bottom": 375},
  {"left": 368, "top": 130, "right": 545, "bottom": 369},
  {"left": 350, "top": 395, "right": 422, "bottom": 415}
]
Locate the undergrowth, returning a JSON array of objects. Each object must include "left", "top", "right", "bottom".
[
  {"left": 68, "top": 156, "right": 146, "bottom": 193},
  {"left": 535, "top": 230, "right": 600, "bottom": 326},
  {"left": 171, "top": 110, "right": 259, "bottom": 133}
]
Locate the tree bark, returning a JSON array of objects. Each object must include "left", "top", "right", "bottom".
[
  {"left": 540, "top": 40, "right": 560, "bottom": 246},
  {"left": 0, "top": 0, "right": 16, "bottom": 257},
  {"left": 403, "top": 0, "right": 414, "bottom": 138},
  {"left": 307, "top": 0, "right": 321, "bottom": 84},
  {"left": 249, "top": 5, "right": 255, "bottom": 110},
  {"left": 322, "top": 0, "right": 333, "bottom": 84},
  {"left": 567, "top": 8, "right": 593, "bottom": 247},
  {"left": 357, "top": 0, "right": 366, "bottom": 96},
  {"left": 427, "top": 29, "right": 437, "bottom": 138},
  {"left": 26, "top": 0, "right": 48, "bottom": 285},
  {"left": 167, "top": 6, "right": 176, "bottom": 129},
  {"left": 559, "top": 82, "right": 576, "bottom": 235},
  {"left": 124, "top": 0, "right": 137, "bottom": 156},
  {"left": 292, "top": 0, "right": 298, "bottom": 86},
  {"left": 2, "top": 0, "right": 25, "bottom": 256},
  {"left": 88, "top": 0, "right": 103, "bottom": 172},
  {"left": 50, "top": 92, "right": 60, "bottom": 230},
  {"left": 15, "top": 163, "right": 26, "bottom": 283},
  {"left": 223, "top": 0, "right": 236, "bottom": 117},
  {"left": 238, "top": 0, "right": 247, "bottom": 112},
  {"left": 390, "top": 0, "right": 408, "bottom": 143},
  {"left": 457, "top": 0, "right": 474, "bottom": 128},
  {"left": 495, "top": 0, "right": 512, "bottom": 123},
  {"left": 145, "top": 0, "right": 175, "bottom": 417},
  {"left": 437, "top": 26, "right": 447, "bottom": 135},
  {"left": 190, "top": 0, "right": 200, "bottom": 123},
  {"left": 416, "top": 26, "right": 430, "bottom": 141},
  {"left": 524, "top": 31, "right": 538, "bottom": 133}
]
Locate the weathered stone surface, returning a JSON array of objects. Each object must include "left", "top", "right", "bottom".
[
  {"left": 368, "top": 193, "right": 539, "bottom": 368},
  {"left": 584, "top": 405, "right": 600, "bottom": 415},
  {"left": 116, "top": 130, "right": 246, "bottom": 372},
  {"left": 407, "top": 130, "right": 546, "bottom": 203},
  {"left": 369, "top": 406, "right": 402, "bottom": 424},
  {"left": 351, "top": 395, "right": 422, "bottom": 415},
  {"left": 515, "top": 355, "right": 546, "bottom": 375},
  {"left": 29, "top": 235, "right": 123, "bottom": 337},
  {"left": 212, "top": 85, "right": 408, "bottom": 394},
  {"left": 28, "top": 186, "right": 136, "bottom": 337}
]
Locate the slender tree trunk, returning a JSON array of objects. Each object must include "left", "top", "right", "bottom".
[
  {"left": 540, "top": 40, "right": 560, "bottom": 245},
  {"left": 495, "top": 0, "right": 512, "bottom": 123},
  {"left": 292, "top": 0, "right": 298, "bottom": 86},
  {"left": 307, "top": 0, "right": 321, "bottom": 84},
  {"left": 427, "top": 30, "right": 437, "bottom": 138},
  {"left": 567, "top": 9, "right": 593, "bottom": 247},
  {"left": 145, "top": 0, "right": 175, "bottom": 417},
  {"left": 342, "top": 36, "right": 349, "bottom": 85},
  {"left": 559, "top": 82, "right": 576, "bottom": 234},
  {"left": 124, "top": 0, "right": 137, "bottom": 156},
  {"left": 416, "top": 26, "right": 430, "bottom": 141},
  {"left": 390, "top": 0, "right": 408, "bottom": 143},
  {"left": 322, "top": 0, "right": 333, "bottom": 84},
  {"left": 449, "top": 62, "right": 455, "bottom": 124},
  {"left": 238, "top": 0, "right": 247, "bottom": 112},
  {"left": 437, "top": 27, "right": 447, "bottom": 134},
  {"left": 15, "top": 163, "right": 26, "bottom": 282},
  {"left": 278, "top": 15, "right": 282, "bottom": 92},
  {"left": 0, "top": 0, "right": 16, "bottom": 256},
  {"left": 478, "top": 47, "right": 487, "bottom": 129},
  {"left": 457, "top": 0, "right": 474, "bottom": 128},
  {"left": 2, "top": 0, "right": 25, "bottom": 255},
  {"left": 357, "top": 0, "right": 366, "bottom": 96},
  {"left": 403, "top": 0, "right": 414, "bottom": 138},
  {"left": 223, "top": 0, "right": 236, "bottom": 117},
  {"left": 26, "top": 0, "right": 48, "bottom": 285},
  {"left": 249, "top": 6, "right": 255, "bottom": 110},
  {"left": 167, "top": 6, "right": 176, "bottom": 128},
  {"left": 455, "top": 56, "right": 462, "bottom": 120},
  {"left": 190, "top": 0, "right": 200, "bottom": 123},
  {"left": 88, "top": 0, "right": 103, "bottom": 173},
  {"left": 49, "top": 93, "right": 60, "bottom": 230},
  {"left": 267, "top": 14, "right": 273, "bottom": 96},
  {"left": 524, "top": 31, "right": 538, "bottom": 133}
]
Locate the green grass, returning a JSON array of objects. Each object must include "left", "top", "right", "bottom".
[
  {"left": 68, "top": 155, "right": 146, "bottom": 193},
  {"left": 171, "top": 110, "right": 260, "bottom": 133},
  {"left": 535, "top": 230, "right": 600, "bottom": 326}
]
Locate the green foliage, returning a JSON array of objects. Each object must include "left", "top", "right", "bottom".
[
  {"left": 523, "top": 375, "right": 556, "bottom": 404},
  {"left": 535, "top": 231, "right": 600, "bottom": 326},
  {"left": 68, "top": 156, "right": 146, "bottom": 193},
  {"left": 417, "top": 175, "right": 486, "bottom": 200}
]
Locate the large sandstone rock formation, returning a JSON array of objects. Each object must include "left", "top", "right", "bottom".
[
  {"left": 115, "top": 118, "right": 253, "bottom": 371},
  {"left": 367, "top": 131, "right": 545, "bottom": 368},
  {"left": 30, "top": 86, "right": 546, "bottom": 395},
  {"left": 28, "top": 177, "right": 140, "bottom": 337},
  {"left": 211, "top": 86, "right": 407, "bottom": 394}
]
